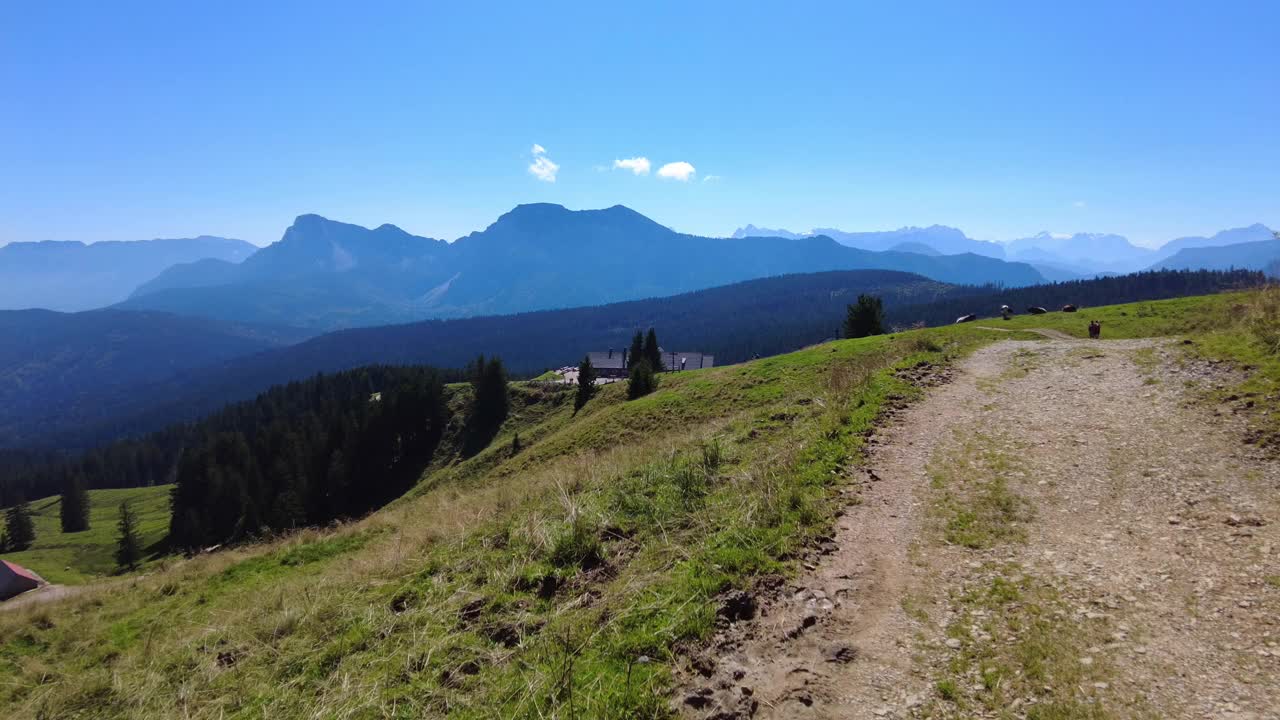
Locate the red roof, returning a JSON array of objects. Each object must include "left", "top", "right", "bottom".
[{"left": 2, "top": 560, "right": 39, "bottom": 582}]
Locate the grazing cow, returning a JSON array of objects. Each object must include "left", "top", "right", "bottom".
[
  {"left": 954, "top": 314, "right": 977, "bottom": 324},
  {"left": 1088, "top": 320, "right": 1102, "bottom": 339},
  {"left": 1001, "top": 305, "right": 1012, "bottom": 320},
  {"left": 1026, "top": 306, "right": 1047, "bottom": 314},
  {"left": 1062, "top": 304, "right": 1078, "bottom": 313}
]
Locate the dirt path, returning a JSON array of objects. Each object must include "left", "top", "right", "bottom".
[
  {"left": 683, "top": 336, "right": 1280, "bottom": 719},
  {"left": 0, "top": 583, "right": 77, "bottom": 612}
]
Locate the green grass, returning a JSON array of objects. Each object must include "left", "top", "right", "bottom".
[
  {"left": 2, "top": 485, "right": 172, "bottom": 584},
  {"left": 1, "top": 287, "right": 1277, "bottom": 719},
  {"left": 0, "top": 325, "right": 1001, "bottom": 719},
  {"left": 928, "top": 565, "right": 1138, "bottom": 720},
  {"left": 930, "top": 435, "right": 1032, "bottom": 549}
]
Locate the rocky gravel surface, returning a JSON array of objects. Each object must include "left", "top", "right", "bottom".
[{"left": 678, "top": 336, "right": 1279, "bottom": 719}]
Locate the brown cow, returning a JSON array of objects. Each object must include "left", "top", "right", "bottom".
[{"left": 1088, "top": 320, "right": 1102, "bottom": 339}]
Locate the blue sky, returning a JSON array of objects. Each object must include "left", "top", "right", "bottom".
[{"left": 2, "top": 1, "right": 1277, "bottom": 247}]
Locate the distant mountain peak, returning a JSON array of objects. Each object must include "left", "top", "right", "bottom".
[
  {"left": 731, "top": 224, "right": 807, "bottom": 240},
  {"left": 291, "top": 213, "right": 332, "bottom": 226},
  {"left": 499, "top": 202, "right": 571, "bottom": 220},
  {"left": 486, "top": 203, "right": 666, "bottom": 236}
]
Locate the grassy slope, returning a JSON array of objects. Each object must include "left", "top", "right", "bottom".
[
  {"left": 2, "top": 486, "right": 172, "bottom": 584},
  {"left": 0, "top": 287, "right": 1276, "bottom": 719}
]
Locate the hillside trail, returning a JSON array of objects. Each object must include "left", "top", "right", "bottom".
[{"left": 683, "top": 334, "right": 1280, "bottom": 719}]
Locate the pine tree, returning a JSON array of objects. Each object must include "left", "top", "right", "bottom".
[
  {"left": 575, "top": 355, "right": 597, "bottom": 411},
  {"left": 115, "top": 501, "right": 142, "bottom": 571},
  {"left": 844, "top": 294, "right": 886, "bottom": 339},
  {"left": 643, "top": 328, "right": 663, "bottom": 371},
  {"left": 60, "top": 474, "right": 91, "bottom": 533},
  {"left": 3, "top": 498, "right": 35, "bottom": 551},
  {"left": 627, "top": 359, "right": 658, "bottom": 400},
  {"left": 464, "top": 355, "right": 510, "bottom": 455},
  {"left": 627, "top": 331, "right": 645, "bottom": 370},
  {"left": 477, "top": 356, "right": 509, "bottom": 426}
]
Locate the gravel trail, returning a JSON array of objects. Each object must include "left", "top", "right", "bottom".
[{"left": 683, "top": 336, "right": 1279, "bottom": 719}]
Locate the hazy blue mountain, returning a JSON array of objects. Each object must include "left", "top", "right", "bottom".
[
  {"left": 889, "top": 241, "right": 941, "bottom": 256},
  {"left": 127, "top": 215, "right": 453, "bottom": 328},
  {"left": 1155, "top": 223, "right": 1276, "bottom": 258},
  {"left": 730, "top": 224, "right": 809, "bottom": 240},
  {"left": 120, "top": 204, "right": 1044, "bottom": 329},
  {"left": 818, "top": 225, "right": 1006, "bottom": 258},
  {"left": 1005, "top": 232, "right": 1154, "bottom": 272},
  {"left": 1027, "top": 263, "right": 1091, "bottom": 282},
  {"left": 734, "top": 223, "right": 1005, "bottom": 258},
  {"left": 0, "top": 236, "right": 256, "bottom": 311},
  {"left": 1148, "top": 238, "right": 1280, "bottom": 273},
  {"left": 0, "top": 309, "right": 313, "bottom": 448}
]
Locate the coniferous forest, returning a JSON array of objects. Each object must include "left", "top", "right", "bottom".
[
  {"left": 168, "top": 366, "right": 453, "bottom": 549},
  {"left": 0, "top": 366, "right": 478, "bottom": 550}
]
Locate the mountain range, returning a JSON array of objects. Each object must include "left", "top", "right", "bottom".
[
  {"left": 4, "top": 209, "right": 1273, "bottom": 336},
  {"left": 733, "top": 224, "right": 1006, "bottom": 258},
  {"left": 0, "top": 236, "right": 256, "bottom": 311},
  {"left": 734, "top": 222, "right": 1278, "bottom": 277},
  {"left": 1151, "top": 238, "right": 1280, "bottom": 273},
  {"left": 117, "top": 204, "right": 1045, "bottom": 330}
]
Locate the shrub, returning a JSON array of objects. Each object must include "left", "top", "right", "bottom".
[{"left": 627, "top": 359, "right": 657, "bottom": 400}]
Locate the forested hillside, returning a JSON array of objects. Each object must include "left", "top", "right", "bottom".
[
  {"left": 10, "top": 271, "right": 949, "bottom": 449},
  {"left": 886, "top": 269, "right": 1265, "bottom": 326},
  {"left": 1, "top": 269, "right": 1261, "bottom": 452},
  {"left": 0, "top": 309, "right": 313, "bottom": 449},
  {"left": 0, "top": 366, "right": 472, "bottom": 521}
]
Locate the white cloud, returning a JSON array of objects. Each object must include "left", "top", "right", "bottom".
[
  {"left": 657, "top": 161, "right": 696, "bottom": 182},
  {"left": 702, "top": 174, "right": 722, "bottom": 183},
  {"left": 613, "top": 156, "right": 651, "bottom": 176},
  {"left": 528, "top": 144, "right": 558, "bottom": 183}
]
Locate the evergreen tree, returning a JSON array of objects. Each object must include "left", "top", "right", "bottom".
[
  {"left": 3, "top": 498, "right": 35, "bottom": 551},
  {"left": 844, "top": 294, "right": 886, "bottom": 339},
  {"left": 115, "top": 501, "right": 142, "bottom": 571},
  {"left": 575, "top": 355, "right": 597, "bottom": 411},
  {"left": 643, "top": 328, "right": 663, "bottom": 371},
  {"left": 511, "top": 432, "right": 522, "bottom": 454},
  {"left": 628, "top": 359, "right": 658, "bottom": 400},
  {"left": 465, "top": 355, "right": 510, "bottom": 455},
  {"left": 477, "top": 356, "right": 509, "bottom": 426},
  {"left": 60, "top": 473, "right": 91, "bottom": 533},
  {"left": 627, "top": 331, "right": 645, "bottom": 370}
]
